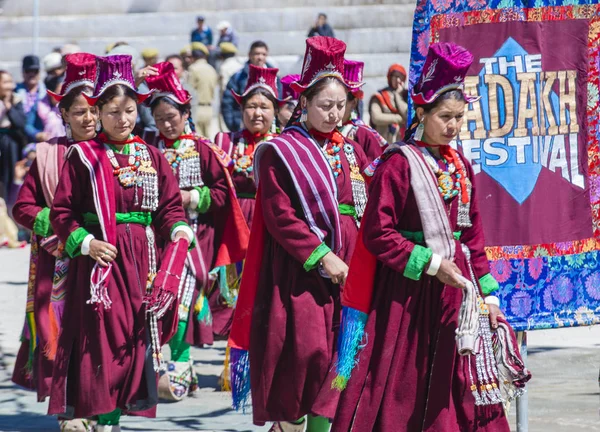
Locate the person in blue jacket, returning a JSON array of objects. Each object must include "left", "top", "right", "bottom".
[
  {"left": 191, "top": 16, "right": 213, "bottom": 47},
  {"left": 220, "top": 41, "right": 282, "bottom": 132}
]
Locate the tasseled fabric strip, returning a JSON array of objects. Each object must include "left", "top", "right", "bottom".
[
  {"left": 230, "top": 347, "right": 251, "bottom": 412},
  {"left": 332, "top": 306, "right": 368, "bottom": 391},
  {"left": 492, "top": 318, "right": 532, "bottom": 410},
  {"left": 222, "top": 345, "right": 232, "bottom": 392}
]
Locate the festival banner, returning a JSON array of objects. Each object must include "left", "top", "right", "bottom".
[{"left": 410, "top": 0, "right": 600, "bottom": 330}]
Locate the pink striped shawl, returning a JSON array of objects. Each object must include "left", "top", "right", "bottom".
[
  {"left": 254, "top": 125, "right": 342, "bottom": 253},
  {"left": 66, "top": 139, "right": 116, "bottom": 309}
]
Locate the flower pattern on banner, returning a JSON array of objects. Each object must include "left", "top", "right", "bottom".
[{"left": 410, "top": 0, "right": 600, "bottom": 331}]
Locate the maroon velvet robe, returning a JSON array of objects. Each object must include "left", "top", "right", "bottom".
[
  {"left": 162, "top": 139, "right": 229, "bottom": 346},
  {"left": 332, "top": 151, "right": 509, "bottom": 432},
  {"left": 249, "top": 136, "right": 368, "bottom": 425},
  {"left": 352, "top": 124, "right": 384, "bottom": 162},
  {"left": 11, "top": 137, "right": 70, "bottom": 400},
  {"left": 48, "top": 143, "right": 187, "bottom": 419}
]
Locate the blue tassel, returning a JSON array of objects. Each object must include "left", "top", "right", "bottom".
[
  {"left": 332, "top": 306, "right": 368, "bottom": 391},
  {"left": 230, "top": 347, "right": 251, "bottom": 412}
]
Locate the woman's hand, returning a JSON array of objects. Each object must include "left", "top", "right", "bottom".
[
  {"left": 2, "top": 93, "right": 12, "bottom": 110},
  {"left": 320, "top": 251, "right": 349, "bottom": 285},
  {"left": 135, "top": 66, "right": 159, "bottom": 87},
  {"left": 89, "top": 239, "right": 118, "bottom": 267},
  {"left": 180, "top": 190, "right": 191, "bottom": 208},
  {"left": 435, "top": 259, "right": 466, "bottom": 290},
  {"left": 35, "top": 132, "right": 50, "bottom": 142},
  {"left": 13, "top": 159, "right": 29, "bottom": 182},
  {"left": 173, "top": 231, "right": 191, "bottom": 243},
  {"left": 488, "top": 304, "right": 505, "bottom": 330}
]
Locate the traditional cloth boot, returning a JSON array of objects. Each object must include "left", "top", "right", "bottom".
[
  {"left": 59, "top": 419, "right": 93, "bottom": 432},
  {"left": 158, "top": 359, "right": 197, "bottom": 401},
  {"left": 268, "top": 420, "right": 306, "bottom": 432}
]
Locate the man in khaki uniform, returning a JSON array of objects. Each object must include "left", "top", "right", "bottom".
[{"left": 187, "top": 42, "right": 218, "bottom": 138}]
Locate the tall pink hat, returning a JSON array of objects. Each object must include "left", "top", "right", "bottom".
[
  {"left": 84, "top": 55, "right": 153, "bottom": 106},
  {"left": 281, "top": 74, "right": 301, "bottom": 102},
  {"left": 343, "top": 59, "right": 365, "bottom": 98},
  {"left": 144, "top": 61, "right": 192, "bottom": 105},
  {"left": 47, "top": 53, "right": 97, "bottom": 102},
  {"left": 232, "top": 64, "right": 287, "bottom": 106},
  {"left": 291, "top": 36, "right": 361, "bottom": 93},
  {"left": 411, "top": 42, "right": 479, "bottom": 105}
]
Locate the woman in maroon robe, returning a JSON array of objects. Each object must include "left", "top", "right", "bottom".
[
  {"left": 145, "top": 62, "right": 248, "bottom": 400},
  {"left": 339, "top": 60, "right": 388, "bottom": 162},
  {"left": 332, "top": 43, "right": 513, "bottom": 432},
  {"left": 227, "top": 36, "right": 368, "bottom": 432},
  {"left": 48, "top": 55, "right": 193, "bottom": 431},
  {"left": 11, "top": 53, "right": 97, "bottom": 432},
  {"left": 214, "top": 64, "right": 282, "bottom": 230}
]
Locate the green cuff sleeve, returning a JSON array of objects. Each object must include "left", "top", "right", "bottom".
[
  {"left": 194, "top": 186, "right": 212, "bottom": 214},
  {"left": 170, "top": 221, "right": 196, "bottom": 250},
  {"left": 403, "top": 245, "right": 433, "bottom": 281},
  {"left": 33, "top": 207, "right": 52, "bottom": 237},
  {"left": 303, "top": 243, "right": 332, "bottom": 272},
  {"left": 65, "top": 227, "right": 91, "bottom": 258},
  {"left": 479, "top": 273, "right": 500, "bottom": 295}
]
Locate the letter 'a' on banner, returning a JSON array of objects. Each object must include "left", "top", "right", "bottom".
[{"left": 410, "top": 0, "right": 600, "bottom": 332}]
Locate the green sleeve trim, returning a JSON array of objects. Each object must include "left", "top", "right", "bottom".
[
  {"left": 479, "top": 273, "right": 500, "bottom": 295},
  {"left": 170, "top": 221, "right": 196, "bottom": 250},
  {"left": 403, "top": 245, "right": 433, "bottom": 281},
  {"left": 65, "top": 227, "right": 91, "bottom": 258},
  {"left": 33, "top": 207, "right": 52, "bottom": 237},
  {"left": 303, "top": 243, "right": 332, "bottom": 272},
  {"left": 194, "top": 186, "right": 212, "bottom": 214}
]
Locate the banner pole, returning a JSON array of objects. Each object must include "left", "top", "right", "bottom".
[{"left": 516, "top": 331, "right": 528, "bottom": 432}]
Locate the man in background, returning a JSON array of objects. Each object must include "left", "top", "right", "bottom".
[
  {"left": 369, "top": 63, "right": 409, "bottom": 144},
  {"left": 191, "top": 15, "right": 213, "bottom": 47},
  {"left": 43, "top": 52, "right": 65, "bottom": 79},
  {"left": 308, "top": 13, "right": 335, "bottom": 37},
  {"left": 216, "top": 21, "right": 239, "bottom": 47},
  {"left": 167, "top": 54, "right": 186, "bottom": 80},
  {"left": 141, "top": 48, "right": 160, "bottom": 67},
  {"left": 187, "top": 43, "right": 218, "bottom": 138},
  {"left": 221, "top": 41, "right": 281, "bottom": 132},
  {"left": 218, "top": 42, "right": 243, "bottom": 97},
  {"left": 15, "top": 55, "right": 48, "bottom": 143}
]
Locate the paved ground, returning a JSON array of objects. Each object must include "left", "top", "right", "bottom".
[{"left": 0, "top": 246, "right": 599, "bottom": 431}]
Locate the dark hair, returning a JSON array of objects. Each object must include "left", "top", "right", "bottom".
[
  {"left": 150, "top": 96, "right": 196, "bottom": 132},
  {"left": 318, "top": 13, "right": 327, "bottom": 19},
  {"left": 150, "top": 96, "right": 191, "bottom": 116},
  {"left": 58, "top": 85, "right": 93, "bottom": 111},
  {"left": 44, "top": 74, "right": 64, "bottom": 93},
  {"left": 404, "top": 89, "right": 467, "bottom": 141},
  {"left": 249, "top": 41, "right": 268, "bottom": 53},
  {"left": 301, "top": 76, "right": 345, "bottom": 103},
  {"left": 165, "top": 54, "right": 183, "bottom": 64},
  {"left": 416, "top": 89, "right": 467, "bottom": 114},
  {"left": 96, "top": 84, "right": 139, "bottom": 110},
  {"left": 241, "top": 87, "right": 278, "bottom": 111}
]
